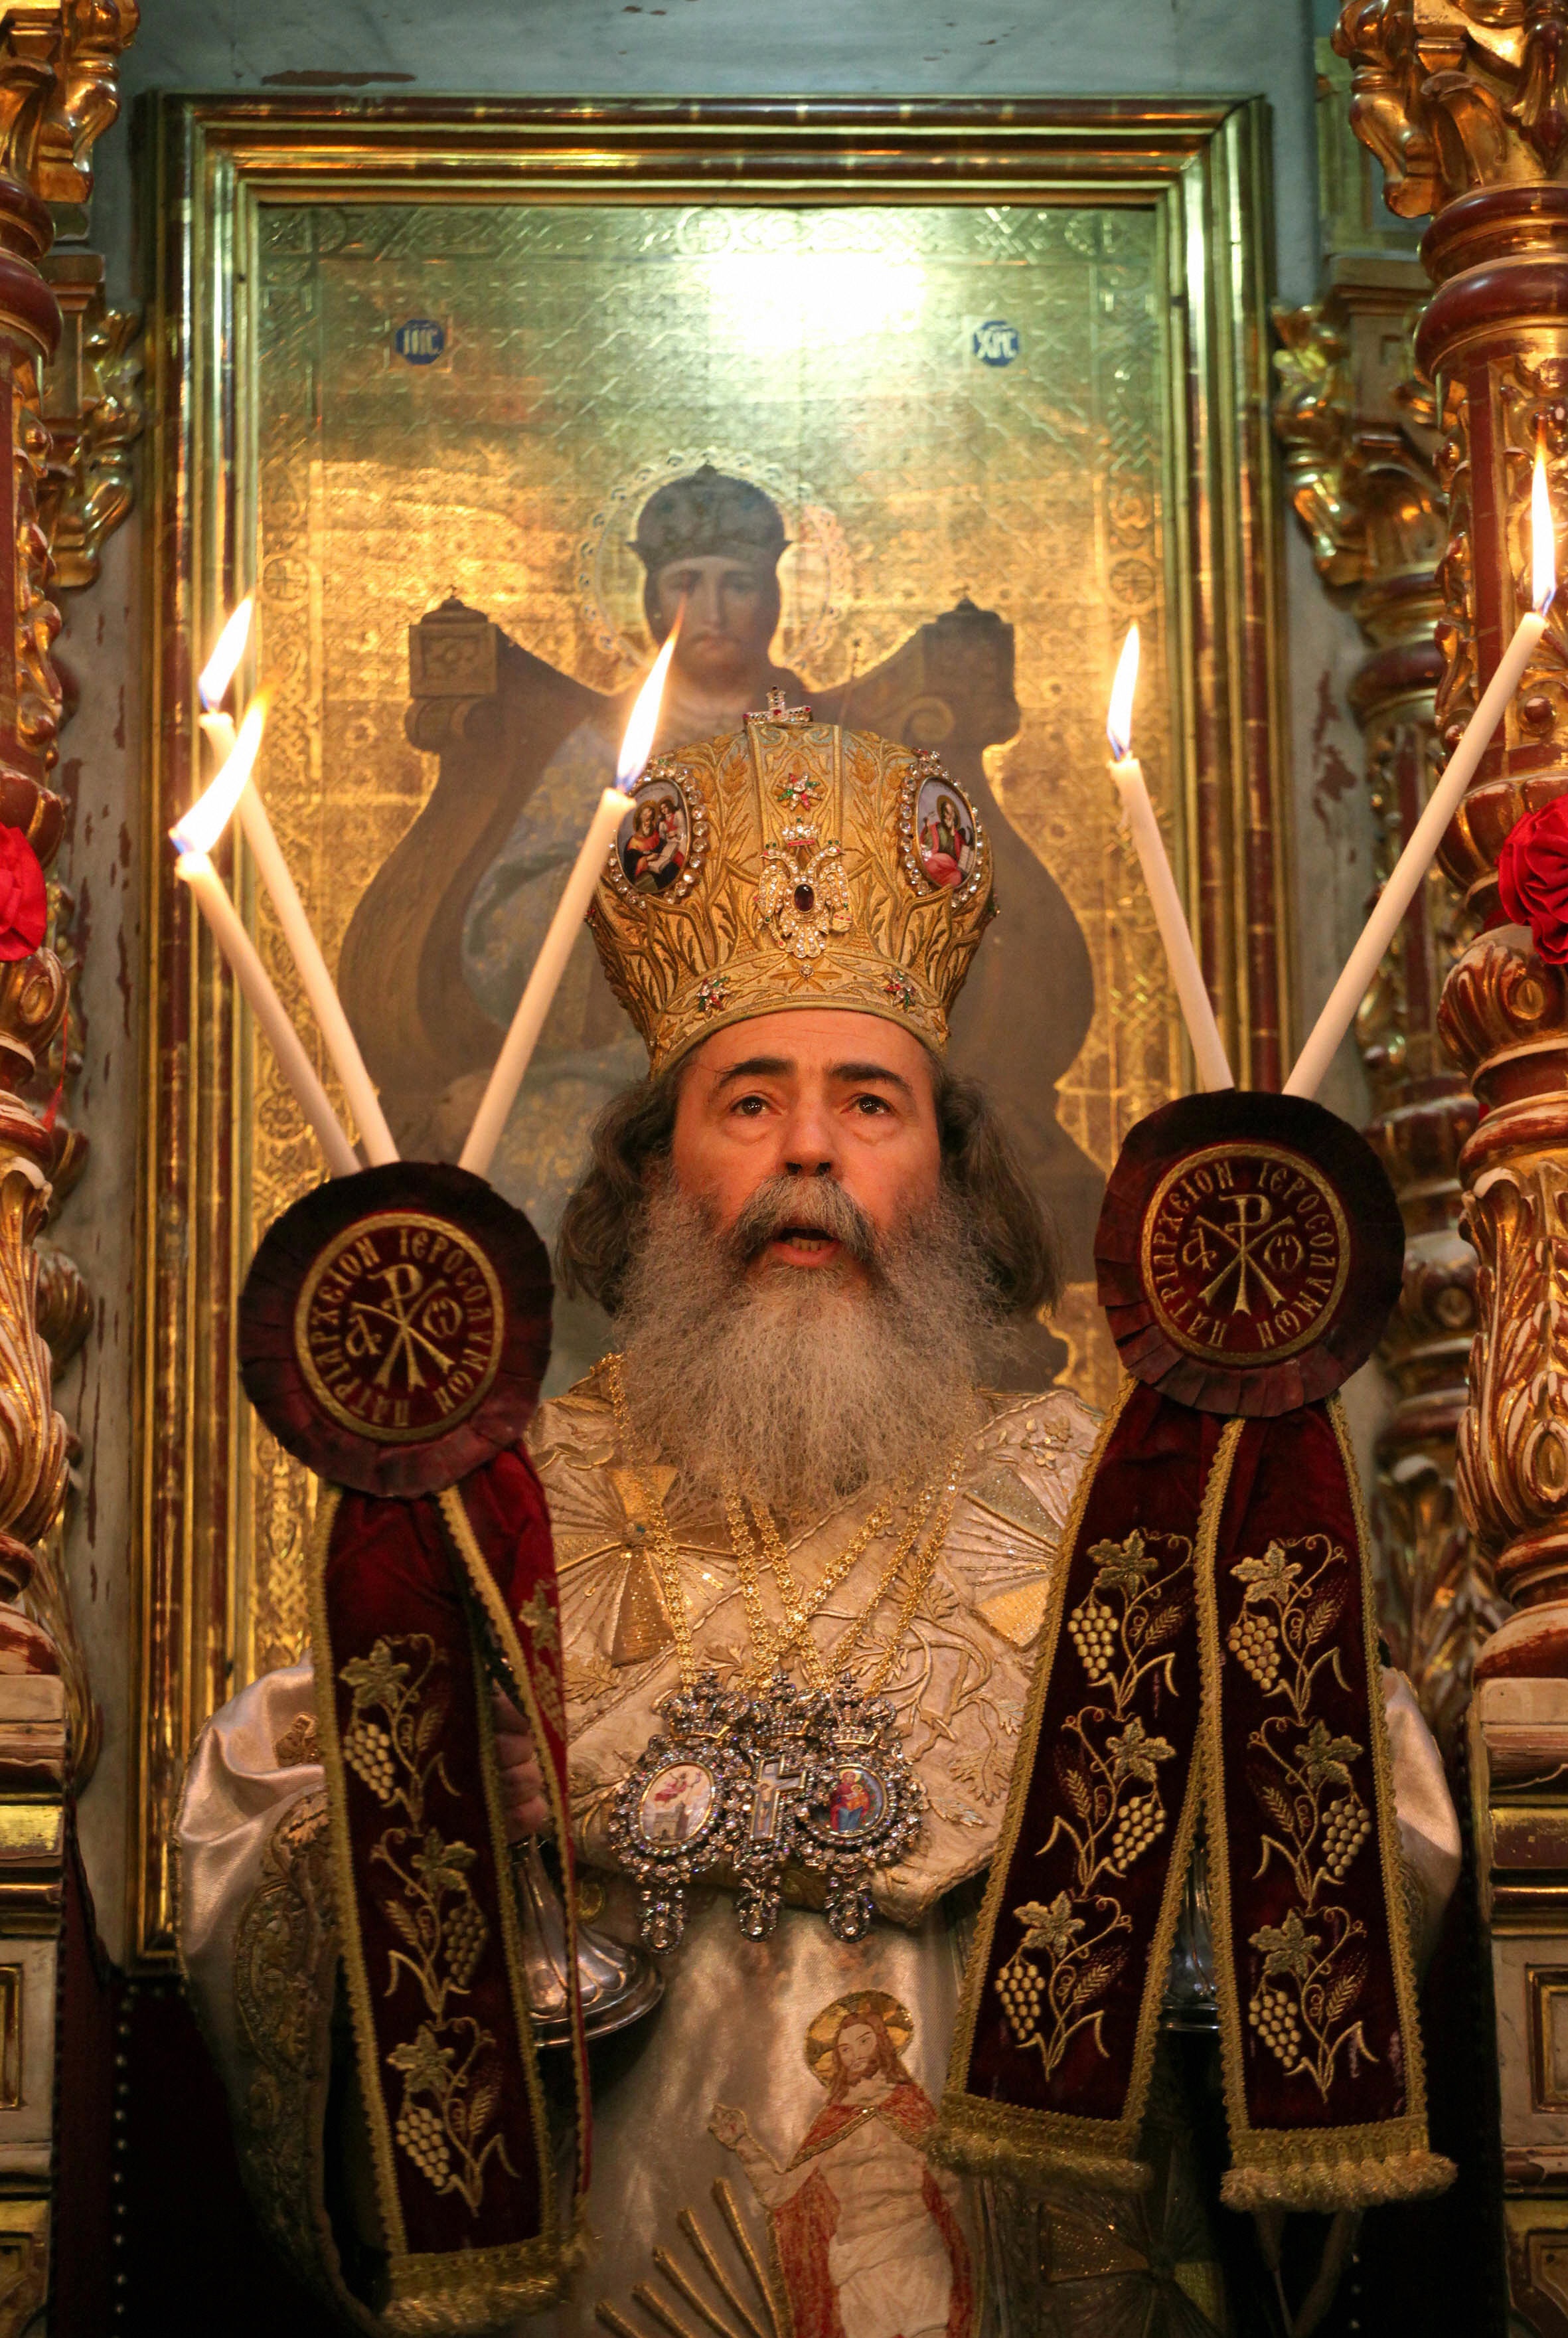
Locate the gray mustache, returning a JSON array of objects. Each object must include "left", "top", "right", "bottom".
[{"left": 726, "top": 1175, "right": 878, "bottom": 1266}]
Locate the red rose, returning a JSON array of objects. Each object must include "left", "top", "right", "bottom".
[{"left": 0, "top": 827, "right": 46, "bottom": 962}]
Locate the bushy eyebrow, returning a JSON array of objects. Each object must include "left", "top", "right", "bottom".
[
  {"left": 830, "top": 1061, "right": 915, "bottom": 1098},
  {"left": 708, "top": 1056, "right": 915, "bottom": 1100},
  {"left": 711, "top": 1056, "right": 793, "bottom": 1092}
]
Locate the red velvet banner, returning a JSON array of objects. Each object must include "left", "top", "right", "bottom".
[
  {"left": 936, "top": 1385, "right": 1452, "bottom": 2213},
  {"left": 311, "top": 1445, "right": 588, "bottom": 2331}
]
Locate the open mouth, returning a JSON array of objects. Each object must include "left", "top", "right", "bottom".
[{"left": 768, "top": 1226, "right": 840, "bottom": 1257}]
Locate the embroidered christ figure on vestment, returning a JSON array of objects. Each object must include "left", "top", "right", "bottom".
[{"left": 712, "top": 1993, "right": 975, "bottom": 2338}]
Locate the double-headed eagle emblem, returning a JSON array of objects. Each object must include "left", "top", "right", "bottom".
[{"left": 757, "top": 823, "right": 852, "bottom": 964}]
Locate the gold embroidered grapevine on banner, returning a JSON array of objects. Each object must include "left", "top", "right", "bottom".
[
  {"left": 997, "top": 1529, "right": 1193, "bottom": 2075},
  {"left": 339, "top": 1633, "right": 518, "bottom": 2213},
  {"left": 1227, "top": 1536, "right": 1376, "bottom": 2100}
]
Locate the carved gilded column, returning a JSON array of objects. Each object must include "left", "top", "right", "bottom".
[
  {"left": 1335, "top": 9, "right": 1568, "bottom": 2319},
  {"left": 1334, "top": 0, "right": 1568, "bottom": 1669},
  {"left": 1274, "top": 269, "right": 1507, "bottom": 1742},
  {"left": 1334, "top": 0, "right": 1568, "bottom": 1677},
  {"left": 0, "top": 0, "right": 136, "bottom": 1724},
  {"left": 0, "top": 3, "right": 138, "bottom": 2323}
]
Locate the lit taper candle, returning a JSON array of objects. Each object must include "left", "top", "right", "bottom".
[
  {"left": 1107, "top": 624, "right": 1235, "bottom": 1092},
  {"left": 197, "top": 600, "right": 399, "bottom": 1165},
  {"left": 459, "top": 619, "right": 682, "bottom": 1179},
  {"left": 1287, "top": 446, "right": 1558, "bottom": 1100},
  {"left": 170, "top": 704, "right": 358, "bottom": 1178}
]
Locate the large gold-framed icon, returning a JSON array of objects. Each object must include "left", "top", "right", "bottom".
[{"left": 134, "top": 94, "right": 1290, "bottom": 1958}]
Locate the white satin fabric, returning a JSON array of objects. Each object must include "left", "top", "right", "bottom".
[{"left": 175, "top": 1375, "right": 1464, "bottom": 2338}]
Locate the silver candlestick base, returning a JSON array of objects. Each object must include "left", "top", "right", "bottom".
[
  {"left": 1161, "top": 1833, "right": 1218, "bottom": 2033},
  {"left": 512, "top": 1837, "right": 664, "bottom": 2045}
]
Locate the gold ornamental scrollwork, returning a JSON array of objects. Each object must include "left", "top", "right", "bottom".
[
  {"left": 1272, "top": 296, "right": 1443, "bottom": 594},
  {"left": 1440, "top": 924, "right": 1568, "bottom": 1610},
  {"left": 0, "top": 0, "right": 137, "bottom": 199},
  {"left": 0, "top": 1160, "right": 68, "bottom": 1576},
  {"left": 1437, "top": 920, "right": 1567, "bottom": 1066},
  {"left": 1456, "top": 1147, "right": 1568, "bottom": 1589},
  {"left": 12, "top": 384, "right": 58, "bottom": 767},
  {"left": 1272, "top": 273, "right": 1499, "bottom": 1738},
  {"left": 1273, "top": 304, "right": 1365, "bottom": 586},
  {"left": 39, "top": 251, "right": 141, "bottom": 590},
  {"left": 1334, "top": 0, "right": 1568, "bottom": 217},
  {"left": 1432, "top": 373, "right": 1476, "bottom": 752}
]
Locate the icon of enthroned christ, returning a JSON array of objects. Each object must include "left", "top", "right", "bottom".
[{"left": 339, "top": 464, "right": 1100, "bottom": 1386}]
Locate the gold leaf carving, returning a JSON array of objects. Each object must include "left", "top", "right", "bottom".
[
  {"left": 0, "top": 0, "right": 136, "bottom": 200},
  {"left": 0, "top": 1163, "right": 68, "bottom": 1566},
  {"left": 0, "top": 0, "right": 137, "bottom": 1782},
  {"left": 1439, "top": 924, "right": 1567, "bottom": 1074},
  {"left": 1334, "top": 0, "right": 1568, "bottom": 218},
  {"left": 1271, "top": 271, "right": 1494, "bottom": 1733},
  {"left": 12, "top": 384, "right": 58, "bottom": 767},
  {"left": 39, "top": 252, "right": 141, "bottom": 591}
]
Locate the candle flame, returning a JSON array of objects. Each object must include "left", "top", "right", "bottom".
[
  {"left": 1534, "top": 445, "right": 1557, "bottom": 616},
  {"left": 615, "top": 606, "right": 684, "bottom": 792},
  {"left": 1106, "top": 624, "right": 1140, "bottom": 762},
  {"left": 170, "top": 694, "right": 268, "bottom": 858},
  {"left": 197, "top": 598, "right": 254, "bottom": 713}
]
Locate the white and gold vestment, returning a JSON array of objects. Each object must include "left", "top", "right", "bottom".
[
  {"left": 181, "top": 1367, "right": 1098, "bottom": 2335},
  {"left": 180, "top": 1365, "right": 1460, "bottom": 2337}
]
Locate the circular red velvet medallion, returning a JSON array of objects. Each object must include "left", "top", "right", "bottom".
[
  {"left": 239, "top": 1162, "right": 552, "bottom": 1496},
  {"left": 1097, "top": 1091, "right": 1402, "bottom": 1416}
]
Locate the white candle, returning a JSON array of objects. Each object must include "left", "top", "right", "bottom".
[
  {"left": 1286, "top": 448, "right": 1557, "bottom": 1100},
  {"left": 198, "top": 710, "right": 236, "bottom": 762},
  {"left": 1106, "top": 626, "right": 1235, "bottom": 1093},
  {"left": 457, "top": 787, "right": 627, "bottom": 1179},
  {"left": 199, "top": 606, "right": 399, "bottom": 1166},
  {"left": 173, "top": 689, "right": 358, "bottom": 1177},
  {"left": 459, "top": 622, "right": 682, "bottom": 1180},
  {"left": 175, "top": 853, "right": 359, "bottom": 1178},
  {"left": 237, "top": 783, "right": 397, "bottom": 1163},
  {"left": 198, "top": 598, "right": 254, "bottom": 718}
]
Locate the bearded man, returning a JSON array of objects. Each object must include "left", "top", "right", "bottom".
[{"left": 179, "top": 709, "right": 1458, "bottom": 2338}]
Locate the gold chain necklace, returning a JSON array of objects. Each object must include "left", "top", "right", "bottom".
[
  {"left": 605, "top": 1353, "right": 969, "bottom": 1946},
  {"left": 607, "top": 1354, "right": 959, "bottom": 1694},
  {"left": 724, "top": 1475, "right": 896, "bottom": 1688},
  {"left": 725, "top": 1468, "right": 959, "bottom": 1694}
]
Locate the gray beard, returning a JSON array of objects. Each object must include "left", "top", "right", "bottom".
[{"left": 613, "top": 1173, "right": 998, "bottom": 1517}]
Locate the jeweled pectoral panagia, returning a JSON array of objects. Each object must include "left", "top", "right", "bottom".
[{"left": 178, "top": 707, "right": 1460, "bottom": 2338}]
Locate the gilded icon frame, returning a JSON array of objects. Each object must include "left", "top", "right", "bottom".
[{"left": 133, "top": 94, "right": 1291, "bottom": 1960}]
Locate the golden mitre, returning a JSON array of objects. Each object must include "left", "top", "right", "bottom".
[{"left": 588, "top": 700, "right": 996, "bottom": 1074}]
